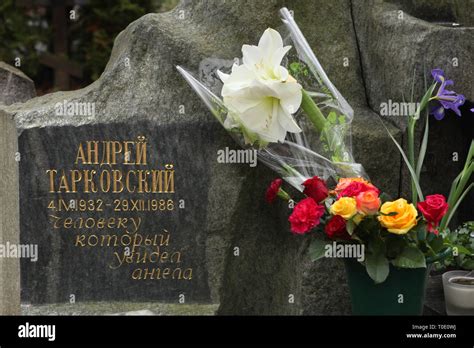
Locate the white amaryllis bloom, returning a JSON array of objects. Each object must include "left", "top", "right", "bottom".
[{"left": 218, "top": 28, "right": 302, "bottom": 144}]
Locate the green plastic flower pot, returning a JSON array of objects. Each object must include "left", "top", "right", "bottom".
[{"left": 344, "top": 249, "right": 451, "bottom": 315}]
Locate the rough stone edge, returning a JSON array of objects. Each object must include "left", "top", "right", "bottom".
[{"left": 0, "top": 109, "right": 21, "bottom": 314}]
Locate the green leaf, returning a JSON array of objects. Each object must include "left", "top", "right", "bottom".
[
  {"left": 444, "top": 183, "right": 473, "bottom": 229},
  {"left": 346, "top": 220, "right": 355, "bottom": 236},
  {"left": 416, "top": 111, "right": 429, "bottom": 179},
  {"left": 327, "top": 111, "right": 337, "bottom": 124},
  {"left": 441, "top": 143, "right": 473, "bottom": 230},
  {"left": 365, "top": 238, "right": 389, "bottom": 283},
  {"left": 410, "top": 221, "right": 428, "bottom": 242},
  {"left": 442, "top": 171, "right": 462, "bottom": 223},
  {"left": 308, "top": 239, "right": 329, "bottom": 262},
  {"left": 385, "top": 235, "right": 407, "bottom": 259},
  {"left": 407, "top": 117, "right": 417, "bottom": 204},
  {"left": 452, "top": 245, "right": 472, "bottom": 256},
  {"left": 338, "top": 115, "right": 346, "bottom": 124},
  {"left": 427, "top": 230, "right": 438, "bottom": 242},
  {"left": 461, "top": 259, "right": 474, "bottom": 270},
  {"left": 392, "top": 245, "right": 426, "bottom": 268},
  {"left": 379, "top": 211, "right": 398, "bottom": 216},
  {"left": 417, "top": 225, "right": 427, "bottom": 242},
  {"left": 430, "top": 234, "right": 445, "bottom": 253},
  {"left": 289, "top": 62, "right": 301, "bottom": 74},
  {"left": 365, "top": 252, "right": 389, "bottom": 284},
  {"left": 379, "top": 119, "right": 424, "bottom": 202}
]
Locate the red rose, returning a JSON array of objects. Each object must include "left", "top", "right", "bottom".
[
  {"left": 324, "top": 215, "right": 351, "bottom": 240},
  {"left": 302, "top": 176, "right": 328, "bottom": 203},
  {"left": 289, "top": 197, "right": 325, "bottom": 234},
  {"left": 339, "top": 181, "right": 380, "bottom": 198},
  {"left": 417, "top": 194, "right": 449, "bottom": 234},
  {"left": 266, "top": 178, "right": 282, "bottom": 204}
]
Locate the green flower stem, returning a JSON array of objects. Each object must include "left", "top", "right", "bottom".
[
  {"left": 282, "top": 163, "right": 300, "bottom": 177},
  {"left": 281, "top": 163, "right": 307, "bottom": 183},
  {"left": 301, "top": 89, "right": 326, "bottom": 133},
  {"left": 277, "top": 189, "right": 291, "bottom": 201},
  {"left": 300, "top": 89, "right": 343, "bottom": 161},
  {"left": 424, "top": 242, "right": 437, "bottom": 257}
]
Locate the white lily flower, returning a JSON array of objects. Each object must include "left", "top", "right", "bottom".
[{"left": 218, "top": 28, "right": 302, "bottom": 144}]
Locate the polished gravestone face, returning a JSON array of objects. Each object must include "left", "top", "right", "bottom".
[{"left": 19, "top": 121, "right": 214, "bottom": 304}]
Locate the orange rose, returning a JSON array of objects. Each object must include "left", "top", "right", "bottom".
[{"left": 356, "top": 190, "right": 381, "bottom": 215}]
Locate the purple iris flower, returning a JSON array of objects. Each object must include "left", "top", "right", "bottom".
[
  {"left": 429, "top": 68, "right": 465, "bottom": 120},
  {"left": 431, "top": 68, "right": 444, "bottom": 83}
]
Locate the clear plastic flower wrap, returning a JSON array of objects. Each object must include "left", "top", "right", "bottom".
[{"left": 177, "top": 7, "right": 367, "bottom": 191}]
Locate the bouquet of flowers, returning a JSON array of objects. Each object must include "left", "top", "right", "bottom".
[
  {"left": 178, "top": 8, "right": 365, "bottom": 191},
  {"left": 177, "top": 7, "right": 473, "bottom": 284},
  {"left": 267, "top": 65, "right": 473, "bottom": 283}
]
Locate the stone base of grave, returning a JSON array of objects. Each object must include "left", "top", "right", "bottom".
[{"left": 21, "top": 301, "right": 218, "bottom": 316}]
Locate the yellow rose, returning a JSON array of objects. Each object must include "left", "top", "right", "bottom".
[
  {"left": 378, "top": 198, "right": 418, "bottom": 234},
  {"left": 330, "top": 197, "right": 357, "bottom": 220}
]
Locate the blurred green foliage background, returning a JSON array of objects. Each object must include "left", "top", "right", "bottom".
[{"left": 0, "top": 0, "right": 178, "bottom": 94}]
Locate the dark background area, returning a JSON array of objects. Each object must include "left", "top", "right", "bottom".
[{"left": 0, "top": 0, "right": 178, "bottom": 95}]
